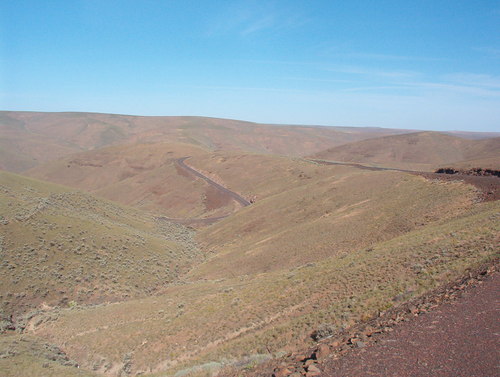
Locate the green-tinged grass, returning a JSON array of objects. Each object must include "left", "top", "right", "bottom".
[
  {"left": 193, "top": 167, "right": 476, "bottom": 278},
  {"left": 29, "top": 200, "right": 499, "bottom": 376},
  {"left": 0, "top": 334, "right": 97, "bottom": 377},
  {"left": 0, "top": 171, "right": 201, "bottom": 317}
]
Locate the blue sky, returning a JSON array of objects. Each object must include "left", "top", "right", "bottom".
[{"left": 1, "top": 1, "right": 500, "bottom": 131}]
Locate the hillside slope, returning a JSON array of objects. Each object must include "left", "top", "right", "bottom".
[
  {"left": 2, "top": 152, "right": 499, "bottom": 376},
  {"left": 312, "top": 132, "right": 500, "bottom": 171},
  {"left": 25, "top": 142, "right": 237, "bottom": 218},
  {"left": 0, "top": 111, "right": 415, "bottom": 172},
  {"left": 187, "top": 155, "right": 479, "bottom": 279},
  {"left": 0, "top": 171, "right": 200, "bottom": 318},
  {"left": 27, "top": 187, "right": 499, "bottom": 376}
]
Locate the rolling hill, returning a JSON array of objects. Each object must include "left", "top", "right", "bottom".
[
  {"left": 311, "top": 131, "right": 500, "bottom": 171},
  {"left": 0, "top": 111, "right": 416, "bottom": 173},
  {"left": 0, "top": 171, "right": 200, "bottom": 319},
  {"left": 1, "top": 111, "right": 499, "bottom": 377},
  {"left": 24, "top": 142, "right": 235, "bottom": 218},
  {"left": 19, "top": 161, "right": 499, "bottom": 376}
]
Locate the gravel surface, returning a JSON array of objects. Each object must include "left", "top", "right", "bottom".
[{"left": 322, "top": 272, "right": 499, "bottom": 377}]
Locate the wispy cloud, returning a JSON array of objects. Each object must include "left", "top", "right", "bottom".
[
  {"left": 240, "top": 15, "right": 275, "bottom": 36},
  {"left": 400, "top": 80, "right": 500, "bottom": 97},
  {"left": 321, "top": 64, "right": 500, "bottom": 98},
  {"left": 205, "top": 2, "right": 307, "bottom": 37},
  {"left": 326, "top": 65, "right": 421, "bottom": 80},
  {"left": 473, "top": 46, "right": 500, "bottom": 59},
  {"left": 336, "top": 75, "right": 500, "bottom": 98},
  {"left": 330, "top": 52, "right": 445, "bottom": 62},
  {"left": 443, "top": 73, "right": 500, "bottom": 89}
]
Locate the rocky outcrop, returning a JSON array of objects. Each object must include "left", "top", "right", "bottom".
[{"left": 435, "top": 167, "right": 500, "bottom": 177}]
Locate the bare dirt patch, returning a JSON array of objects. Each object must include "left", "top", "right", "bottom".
[
  {"left": 175, "top": 162, "right": 194, "bottom": 179},
  {"left": 204, "top": 185, "right": 232, "bottom": 211}
]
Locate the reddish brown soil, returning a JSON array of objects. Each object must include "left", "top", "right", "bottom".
[
  {"left": 222, "top": 264, "right": 499, "bottom": 377},
  {"left": 320, "top": 271, "right": 499, "bottom": 377},
  {"left": 417, "top": 172, "right": 500, "bottom": 202},
  {"left": 157, "top": 157, "right": 251, "bottom": 225},
  {"left": 176, "top": 157, "right": 251, "bottom": 207},
  {"left": 204, "top": 185, "right": 233, "bottom": 211},
  {"left": 175, "top": 162, "right": 195, "bottom": 179}
]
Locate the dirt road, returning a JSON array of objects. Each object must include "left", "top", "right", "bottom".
[
  {"left": 176, "top": 157, "right": 251, "bottom": 207},
  {"left": 158, "top": 157, "right": 250, "bottom": 225},
  {"left": 320, "top": 271, "right": 500, "bottom": 377},
  {"left": 310, "top": 159, "right": 500, "bottom": 201}
]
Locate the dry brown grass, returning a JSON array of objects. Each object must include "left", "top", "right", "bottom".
[
  {"left": 0, "top": 334, "right": 97, "bottom": 377},
  {"left": 0, "top": 171, "right": 201, "bottom": 318},
  {"left": 187, "top": 154, "right": 477, "bottom": 279},
  {"left": 0, "top": 111, "right": 414, "bottom": 173},
  {"left": 25, "top": 142, "right": 233, "bottom": 218},
  {"left": 27, "top": 200, "right": 499, "bottom": 376},
  {"left": 311, "top": 132, "right": 500, "bottom": 171},
  {"left": 1, "top": 125, "right": 498, "bottom": 377},
  {"left": 16, "top": 154, "right": 497, "bottom": 376}
]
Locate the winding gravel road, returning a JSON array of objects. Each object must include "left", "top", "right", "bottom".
[
  {"left": 176, "top": 157, "right": 251, "bottom": 207},
  {"left": 157, "top": 157, "right": 250, "bottom": 225},
  {"left": 160, "top": 157, "right": 498, "bottom": 225}
]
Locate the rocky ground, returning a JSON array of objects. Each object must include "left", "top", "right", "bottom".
[
  {"left": 418, "top": 172, "right": 500, "bottom": 202},
  {"left": 222, "top": 262, "right": 498, "bottom": 377},
  {"left": 435, "top": 167, "right": 500, "bottom": 178}
]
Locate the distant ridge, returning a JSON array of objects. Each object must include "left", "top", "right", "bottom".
[
  {"left": 0, "top": 111, "right": 414, "bottom": 172},
  {"left": 311, "top": 131, "right": 500, "bottom": 171}
]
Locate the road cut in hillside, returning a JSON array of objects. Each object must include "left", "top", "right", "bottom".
[{"left": 158, "top": 157, "right": 251, "bottom": 225}]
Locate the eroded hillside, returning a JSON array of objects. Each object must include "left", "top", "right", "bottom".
[{"left": 25, "top": 142, "right": 238, "bottom": 218}]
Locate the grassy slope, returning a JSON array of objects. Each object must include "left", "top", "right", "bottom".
[
  {"left": 2, "top": 137, "right": 499, "bottom": 377},
  {"left": 439, "top": 156, "right": 500, "bottom": 170},
  {"left": 21, "top": 154, "right": 498, "bottom": 376},
  {"left": 311, "top": 132, "right": 500, "bottom": 171},
  {"left": 0, "top": 171, "right": 201, "bottom": 318},
  {"left": 192, "top": 171, "right": 476, "bottom": 279},
  {"left": 25, "top": 142, "right": 236, "bottom": 218},
  {"left": 0, "top": 111, "right": 414, "bottom": 172},
  {"left": 184, "top": 153, "right": 477, "bottom": 278},
  {"left": 0, "top": 334, "right": 97, "bottom": 377},
  {"left": 29, "top": 200, "right": 499, "bottom": 376}
]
